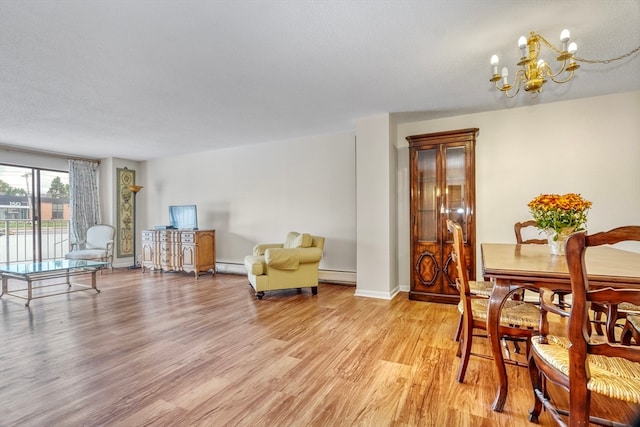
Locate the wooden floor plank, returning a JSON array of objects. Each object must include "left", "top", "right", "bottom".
[{"left": 1, "top": 269, "right": 638, "bottom": 426}]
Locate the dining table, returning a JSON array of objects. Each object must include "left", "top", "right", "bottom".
[{"left": 480, "top": 242, "right": 640, "bottom": 412}]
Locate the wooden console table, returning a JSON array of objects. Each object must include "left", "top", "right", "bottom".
[{"left": 141, "top": 229, "right": 216, "bottom": 278}]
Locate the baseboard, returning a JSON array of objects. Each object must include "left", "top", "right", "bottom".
[
  {"left": 319, "top": 270, "right": 356, "bottom": 285},
  {"left": 354, "top": 286, "right": 400, "bottom": 300},
  {"left": 214, "top": 262, "right": 357, "bottom": 285},
  {"left": 112, "top": 260, "right": 134, "bottom": 269},
  {"left": 215, "top": 262, "right": 247, "bottom": 276}
]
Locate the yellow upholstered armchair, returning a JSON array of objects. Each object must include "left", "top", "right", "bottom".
[
  {"left": 244, "top": 232, "right": 325, "bottom": 299},
  {"left": 65, "top": 224, "right": 115, "bottom": 269}
]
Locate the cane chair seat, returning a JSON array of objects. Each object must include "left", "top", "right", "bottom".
[
  {"left": 469, "top": 280, "right": 494, "bottom": 297},
  {"left": 628, "top": 314, "right": 640, "bottom": 331},
  {"left": 459, "top": 298, "right": 540, "bottom": 329},
  {"left": 531, "top": 335, "right": 640, "bottom": 403},
  {"left": 619, "top": 302, "right": 640, "bottom": 313}
]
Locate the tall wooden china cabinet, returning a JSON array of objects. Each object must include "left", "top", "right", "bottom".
[{"left": 406, "top": 128, "right": 478, "bottom": 303}]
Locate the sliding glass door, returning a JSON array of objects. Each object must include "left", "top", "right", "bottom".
[{"left": 0, "top": 164, "right": 70, "bottom": 263}]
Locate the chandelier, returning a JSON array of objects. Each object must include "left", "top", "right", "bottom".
[{"left": 490, "top": 29, "right": 640, "bottom": 98}]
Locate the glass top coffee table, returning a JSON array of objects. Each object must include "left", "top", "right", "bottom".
[{"left": 0, "top": 260, "right": 108, "bottom": 307}]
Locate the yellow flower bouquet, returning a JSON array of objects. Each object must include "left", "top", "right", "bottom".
[{"left": 528, "top": 193, "right": 592, "bottom": 239}]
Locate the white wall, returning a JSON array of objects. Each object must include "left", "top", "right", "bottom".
[
  {"left": 140, "top": 131, "right": 357, "bottom": 279},
  {"left": 355, "top": 114, "right": 398, "bottom": 299},
  {"left": 396, "top": 91, "right": 640, "bottom": 289},
  {"left": 4, "top": 91, "right": 638, "bottom": 292}
]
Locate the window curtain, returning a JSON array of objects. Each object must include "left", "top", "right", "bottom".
[{"left": 69, "top": 160, "right": 101, "bottom": 246}]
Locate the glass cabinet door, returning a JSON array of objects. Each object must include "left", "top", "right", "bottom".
[
  {"left": 444, "top": 145, "right": 467, "bottom": 242},
  {"left": 417, "top": 148, "right": 437, "bottom": 242}
]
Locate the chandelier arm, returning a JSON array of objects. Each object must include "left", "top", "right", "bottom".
[
  {"left": 494, "top": 69, "right": 524, "bottom": 98},
  {"left": 549, "top": 69, "right": 575, "bottom": 84},
  {"left": 493, "top": 80, "right": 509, "bottom": 93},
  {"left": 503, "top": 87, "right": 520, "bottom": 98},
  {"left": 495, "top": 70, "right": 523, "bottom": 98},
  {"left": 513, "top": 68, "right": 526, "bottom": 88},
  {"left": 543, "top": 60, "right": 569, "bottom": 79}
]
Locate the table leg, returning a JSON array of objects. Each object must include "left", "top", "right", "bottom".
[
  {"left": 26, "top": 278, "right": 33, "bottom": 307},
  {"left": 92, "top": 270, "right": 101, "bottom": 293},
  {"left": 1, "top": 275, "right": 6, "bottom": 298},
  {"left": 488, "top": 278, "right": 512, "bottom": 412}
]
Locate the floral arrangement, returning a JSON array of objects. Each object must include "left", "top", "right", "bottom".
[{"left": 527, "top": 193, "right": 592, "bottom": 237}]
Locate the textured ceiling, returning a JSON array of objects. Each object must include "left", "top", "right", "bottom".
[{"left": 1, "top": 0, "right": 639, "bottom": 161}]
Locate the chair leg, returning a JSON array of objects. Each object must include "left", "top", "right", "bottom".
[
  {"left": 456, "top": 321, "right": 473, "bottom": 383},
  {"left": 528, "top": 355, "right": 544, "bottom": 423},
  {"left": 622, "top": 323, "right": 633, "bottom": 345},
  {"left": 621, "top": 318, "right": 640, "bottom": 345},
  {"left": 311, "top": 287, "right": 318, "bottom": 295},
  {"left": 570, "top": 386, "right": 591, "bottom": 426},
  {"left": 502, "top": 338, "right": 511, "bottom": 360},
  {"left": 454, "top": 314, "right": 463, "bottom": 342}
]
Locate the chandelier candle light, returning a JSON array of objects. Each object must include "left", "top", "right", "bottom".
[
  {"left": 527, "top": 193, "right": 592, "bottom": 256},
  {"left": 490, "top": 29, "right": 640, "bottom": 98}
]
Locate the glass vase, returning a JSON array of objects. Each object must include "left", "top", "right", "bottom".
[{"left": 545, "top": 228, "right": 575, "bottom": 256}]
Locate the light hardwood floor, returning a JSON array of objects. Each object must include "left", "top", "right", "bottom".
[{"left": 1, "top": 270, "right": 638, "bottom": 426}]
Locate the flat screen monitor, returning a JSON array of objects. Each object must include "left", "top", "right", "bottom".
[{"left": 169, "top": 205, "right": 198, "bottom": 230}]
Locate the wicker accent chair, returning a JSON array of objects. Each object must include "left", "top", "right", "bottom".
[
  {"left": 528, "top": 226, "right": 640, "bottom": 426},
  {"left": 447, "top": 220, "right": 540, "bottom": 383}
]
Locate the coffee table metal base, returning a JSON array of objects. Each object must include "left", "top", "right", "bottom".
[{"left": 1, "top": 265, "right": 103, "bottom": 307}]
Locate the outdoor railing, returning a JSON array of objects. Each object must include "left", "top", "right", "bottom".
[{"left": 0, "top": 219, "right": 71, "bottom": 264}]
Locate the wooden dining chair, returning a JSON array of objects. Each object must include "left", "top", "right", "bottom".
[
  {"left": 528, "top": 226, "right": 640, "bottom": 426},
  {"left": 514, "top": 220, "right": 547, "bottom": 245},
  {"left": 447, "top": 220, "right": 540, "bottom": 383},
  {"left": 514, "top": 219, "right": 574, "bottom": 311},
  {"left": 596, "top": 300, "right": 640, "bottom": 343},
  {"left": 453, "top": 253, "right": 494, "bottom": 343}
]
